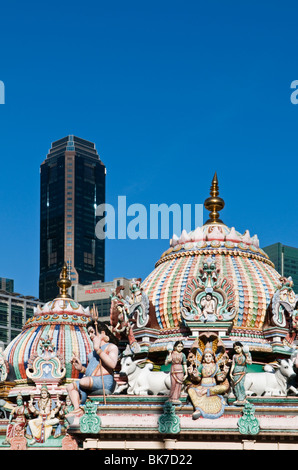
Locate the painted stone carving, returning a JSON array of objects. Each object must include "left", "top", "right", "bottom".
[
  {"left": 26, "top": 335, "right": 66, "bottom": 385},
  {"left": 126, "top": 278, "right": 150, "bottom": 328},
  {"left": 0, "top": 347, "right": 9, "bottom": 382},
  {"left": 270, "top": 277, "right": 298, "bottom": 331},
  {"left": 182, "top": 257, "right": 235, "bottom": 322},
  {"left": 244, "top": 359, "right": 298, "bottom": 396},
  {"left": 79, "top": 400, "right": 101, "bottom": 434},
  {"left": 158, "top": 400, "right": 180, "bottom": 434},
  {"left": 237, "top": 402, "right": 260, "bottom": 435},
  {"left": 110, "top": 279, "right": 150, "bottom": 352},
  {"left": 165, "top": 341, "right": 188, "bottom": 405},
  {"left": 3, "top": 393, "right": 29, "bottom": 446},
  {"left": 61, "top": 433, "right": 79, "bottom": 450},
  {"left": 230, "top": 342, "right": 252, "bottom": 405},
  {"left": 186, "top": 333, "right": 230, "bottom": 419},
  {"left": 66, "top": 319, "right": 118, "bottom": 419},
  {"left": 26, "top": 384, "right": 62, "bottom": 445},
  {"left": 115, "top": 346, "right": 171, "bottom": 395}
]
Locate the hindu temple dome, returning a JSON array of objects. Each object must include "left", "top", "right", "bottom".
[
  {"left": 5, "top": 264, "right": 93, "bottom": 381},
  {"left": 141, "top": 173, "right": 291, "bottom": 358}
]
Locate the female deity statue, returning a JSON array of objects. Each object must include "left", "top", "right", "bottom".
[
  {"left": 187, "top": 336, "right": 230, "bottom": 420},
  {"left": 230, "top": 341, "right": 252, "bottom": 405},
  {"left": 26, "top": 385, "right": 62, "bottom": 445},
  {"left": 165, "top": 341, "right": 188, "bottom": 405},
  {"left": 3, "top": 394, "right": 29, "bottom": 445}
]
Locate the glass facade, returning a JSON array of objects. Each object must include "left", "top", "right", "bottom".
[
  {"left": 0, "top": 278, "right": 14, "bottom": 293},
  {"left": 0, "top": 302, "right": 8, "bottom": 327},
  {"left": 39, "top": 136, "right": 106, "bottom": 302},
  {"left": 263, "top": 243, "right": 298, "bottom": 289},
  {"left": 0, "top": 294, "right": 42, "bottom": 347},
  {"left": 80, "top": 298, "right": 111, "bottom": 318}
]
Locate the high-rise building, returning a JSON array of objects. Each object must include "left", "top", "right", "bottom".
[
  {"left": 263, "top": 243, "right": 298, "bottom": 288},
  {"left": 0, "top": 277, "right": 14, "bottom": 293},
  {"left": 39, "top": 135, "right": 106, "bottom": 302}
]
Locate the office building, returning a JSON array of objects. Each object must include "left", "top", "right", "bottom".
[
  {"left": 0, "top": 278, "right": 14, "bottom": 293},
  {"left": 263, "top": 243, "right": 298, "bottom": 288},
  {"left": 72, "top": 277, "right": 132, "bottom": 322},
  {"left": 0, "top": 289, "right": 43, "bottom": 347},
  {"left": 39, "top": 135, "right": 106, "bottom": 302}
]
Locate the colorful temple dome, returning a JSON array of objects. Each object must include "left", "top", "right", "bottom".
[
  {"left": 142, "top": 174, "right": 281, "bottom": 341},
  {"left": 5, "top": 264, "right": 93, "bottom": 381}
]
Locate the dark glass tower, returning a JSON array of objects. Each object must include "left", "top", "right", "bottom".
[{"left": 39, "top": 136, "right": 105, "bottom": 302}]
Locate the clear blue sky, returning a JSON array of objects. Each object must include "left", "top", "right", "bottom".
[{"left": 0, "top": 0, "right": 298, "bottom": 298}]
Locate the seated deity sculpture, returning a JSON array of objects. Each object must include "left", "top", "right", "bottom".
[
  {"left": 200, "top": 293, "right": 217, "bottom": 320},
  {"left": 66, "top": 320, "right": 119, "bottom": 419},
  {"left": 186, "top": 336, "right": 230, "bottom": 419},
  {"left": 26, "top": 385, "right": 62, "bottom": 445}
]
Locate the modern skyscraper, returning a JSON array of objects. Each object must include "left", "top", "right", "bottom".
[
  {"left": 39, "top": 135, "right": 106, "bottom": 302},
  {"left": 263, "top": 243, "right": 298, "bottom": 288}
]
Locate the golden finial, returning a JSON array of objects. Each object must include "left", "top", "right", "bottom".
[
  {"left": 57, "top": 262, "right": 71, "bottom": 298},
  {"left": 204, "top": 172, "right": 225, "bottom": 225}
]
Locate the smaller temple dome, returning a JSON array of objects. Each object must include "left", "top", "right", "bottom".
[{"left": 5, "top": 264, "right": 93, "bottom": 381}]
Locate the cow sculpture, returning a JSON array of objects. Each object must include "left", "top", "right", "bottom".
[
  {"left": 115, "top": 355, "right": 171, "bottom": 395},
  {"left": 244, "top": 359, "right": 298, "bottom": 396}
]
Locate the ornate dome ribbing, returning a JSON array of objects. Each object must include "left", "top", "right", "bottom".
[
  {"left": 142, "top": 175, "right": 281, "bottom": 337},
  {"left": 5, "top": 264, "right": 92, "bottom": 381}
]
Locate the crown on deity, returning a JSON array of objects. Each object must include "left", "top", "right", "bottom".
[{"left": 203, "top": 342, "right": 214, "bottom": 356}]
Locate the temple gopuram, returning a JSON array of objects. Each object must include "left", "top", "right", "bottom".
[{"left": 0, "top": 174, "right": 298, "bottom": 451}]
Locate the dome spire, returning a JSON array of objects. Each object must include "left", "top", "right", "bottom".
[
  {"left": 204, "top": 172, "right": 225, "bottom": 225},
  {"left": 57, "top": 262, "right": 72, "bottom": 298}
]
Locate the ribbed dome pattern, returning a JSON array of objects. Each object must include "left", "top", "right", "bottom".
[
  {"left": 5, "top": 297, "right": 92, "bottom": 380},
  {"left": 142, "top": 224, "right": 280, "bottom": 331}
]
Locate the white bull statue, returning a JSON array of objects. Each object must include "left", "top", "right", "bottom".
[
  {"left": 115, "top": 355, "right": 171, "bottom": 395},
  {"left": 244, "top": 359, "right": 298, "bottom": 397}
]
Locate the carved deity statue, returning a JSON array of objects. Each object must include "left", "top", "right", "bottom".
[
  {"left": 26, "top": 385, "right": 62, "bottom": 445},
  {"left": 186, "top": 334, "right": 230, "bottom": 419},
  {"left": 200, "top": 293, "right": 217, "bottom": 320},
  {"left": 230, "top": 342, "right": 252, "bottom": 405},
  {"left": 270, "top": 277, "right": 298, "bottom": 332},
  {"left": 3, "top": 394, "right": 29, "bottom": 445},
  {"left": 109, "top": 280, "right": 150, "bottom": 353},
  {"left": 165, "top": 341, "right": 188, "bottom": 405},
  {"left": 66, "top": 320, "right": 118, "bottom": 420}
]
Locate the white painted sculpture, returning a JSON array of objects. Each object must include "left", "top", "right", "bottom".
[
  {"left": 244, "top": 359, "right": 298, "bottom": 396},
  {"left": 115, "top": 353, "right": 171, "bottom": 395}
]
